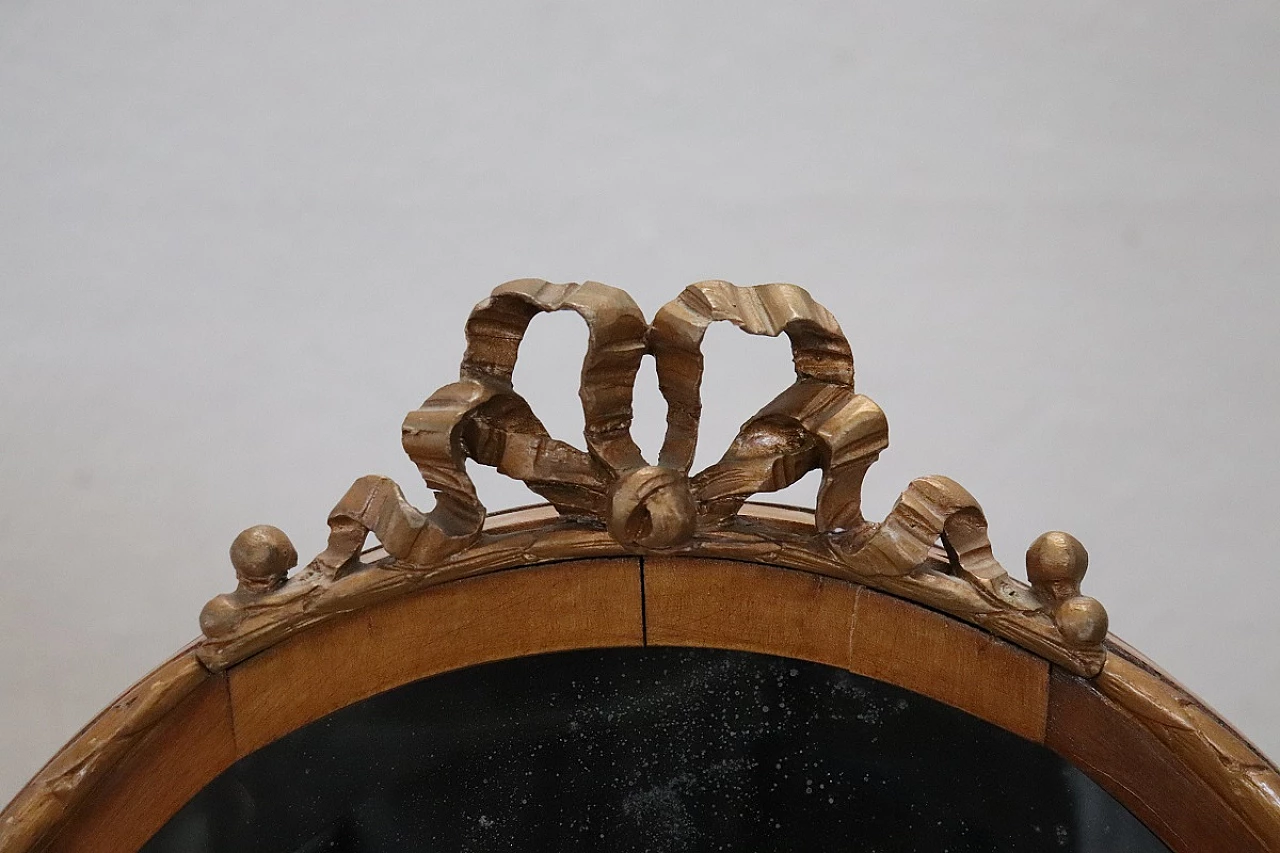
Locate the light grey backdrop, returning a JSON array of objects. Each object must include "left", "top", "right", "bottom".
[{"left": 2, "top": 1, "right": 1277, "bottom": 804}]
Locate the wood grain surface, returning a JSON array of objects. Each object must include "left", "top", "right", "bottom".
[
  {"left": 644, "top": 556, "right": 858, "bottom": 669},
  {"left": 4, "top": 553, "right": 1277, "bottom": 853},
  {"left": 229, "top": 557, "right": 644, "bottom": 756}
]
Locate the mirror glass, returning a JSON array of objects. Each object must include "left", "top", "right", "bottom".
[{"left": 144, "top": 646, "right": 1169, "bottom": 852}]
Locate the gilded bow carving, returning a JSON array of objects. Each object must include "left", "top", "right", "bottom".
[{"left": 198, "top": 280, "right": 1108, "bottom": 676}]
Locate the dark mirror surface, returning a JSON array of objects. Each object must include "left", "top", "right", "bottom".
[{"left": 144, "top": 647, "right": 1169, "bottom": 853}]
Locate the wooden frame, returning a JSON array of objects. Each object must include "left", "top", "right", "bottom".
[{"left": 2, "top": 282, "right": 1277, "bottom": 852}]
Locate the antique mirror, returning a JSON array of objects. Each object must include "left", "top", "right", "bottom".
[{"left": 1, "top": 281, "right": 1277, "bottom": 853}]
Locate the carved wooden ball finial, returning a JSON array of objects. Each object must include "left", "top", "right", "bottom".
[
  {"left": 200, "top": 525, "right": 298, "bottom": 640},
  {"left": 1055, "top": 595, "right": 1109, "bottom": 647},
  {"left": 1026, "top": 531, "right": 1108, "bottom": 648},
  {"left": 1026, "top": 531, "right": 1088, "bottom": 595},
  {"left": 230, "top": 525, "right": 297, "bottom": 593}
]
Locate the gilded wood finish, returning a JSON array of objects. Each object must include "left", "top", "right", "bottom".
[
  {"left": 198, "top": 280, "right": 1109, "bottom": 675},
  {"left": 2, "top": 281, "right": 1277, "bottom": 853}
]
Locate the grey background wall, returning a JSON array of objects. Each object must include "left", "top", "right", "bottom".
[{"left": 1, "top": 1, "right": 1277, "bottom": 804}]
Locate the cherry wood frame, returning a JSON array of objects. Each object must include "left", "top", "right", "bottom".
[{"left": 2, "top": 505, "right": 1277, "bottom": 853}]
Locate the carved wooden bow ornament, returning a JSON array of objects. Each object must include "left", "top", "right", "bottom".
[{"left": 199, "top": 281, "right": 1107, "bottom": 676}]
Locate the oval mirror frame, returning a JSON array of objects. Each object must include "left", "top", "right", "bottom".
[{"left": 2, "top": 281, "right": 1276, "bottom": 853}]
